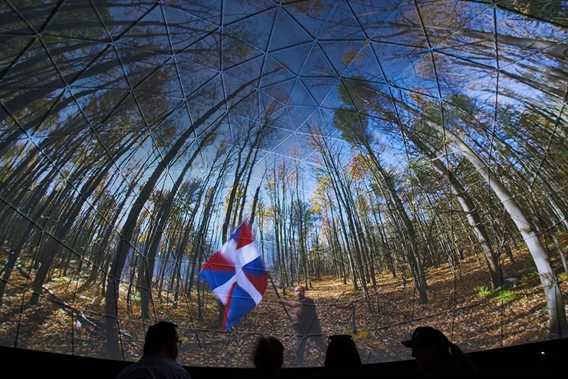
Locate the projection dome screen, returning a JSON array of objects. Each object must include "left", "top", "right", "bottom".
[{"left": 0, "top": 0, "right": 567, "bottom": 368}]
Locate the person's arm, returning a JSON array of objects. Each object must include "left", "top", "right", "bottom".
[{"left": 279, "top": 298, "right": 300, "bottom": 308}]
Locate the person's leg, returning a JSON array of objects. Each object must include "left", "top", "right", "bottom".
[
  {"left": 315, "top": 333, "right": 327, "bottom": 353},
  {"left": 295, "top": 335, "right": 307, "bottom": 366}
]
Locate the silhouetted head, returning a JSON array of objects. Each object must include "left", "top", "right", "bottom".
[
  {"left": 294, "top": 286, "right": 306, "bottom": 300},
  {"left": 143, "top": 321, "right": 179, "bottom": 360},
  {"left": 402, "top": 326, "right": 454, "bottom": 371},
  {"left": 324, "top": 334, "right": 361, "bottom": 368},
  {"left": 253, "top": 336, "right": 284, "bottom": 375}
]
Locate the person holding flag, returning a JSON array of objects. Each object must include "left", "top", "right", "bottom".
[
  {"left": 279, "top": 285, "right": 326, "bottom": 366},
  {"left": 199, "top": 221, "right": 268, "bottom": 332}
]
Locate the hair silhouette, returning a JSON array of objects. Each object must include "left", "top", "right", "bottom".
[
  {"left": 253, "top": 336, "right": 284, "bottom": 375},
  {"left": 143, "top": 321, "right": 179, "bottom": 358},
  {"left": 324, "top": 334, "right": 361, "bottom": 368},
  {"left": 402, "top": 326, "right": 477, "bottom": 375}
]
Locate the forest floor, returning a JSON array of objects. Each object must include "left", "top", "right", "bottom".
[{"left": 1, "top": 239, "right": 567, "bottom": 368}]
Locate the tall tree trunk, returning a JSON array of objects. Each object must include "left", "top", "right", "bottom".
[
  {"left": 423, "top": 118, "right": 568, "bottom": 336},
  {"left": 139, "top": 131, "right": 215, "bottom": 319},
  {"left": 362, "top": 141, "right": 428, "bottom": 303},
  {"left": 411, "top": 137, "right": 504, "bottom": 288},
  {"left": 103, "top": 77, "right": 258, "bottom": 358}
]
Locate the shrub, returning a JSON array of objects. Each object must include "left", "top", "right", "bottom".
[
  {"left": 526, "top": 271, "right": 540, "bottom": 281},
  {"left": 494, "top": 289, "right": 518, "bottom": 303},
  {"left": 475, "top": 286, "right": 492, "bottom": 299},
  {"left": 475, "top": 286, "right": 519, "bottom": 303}
]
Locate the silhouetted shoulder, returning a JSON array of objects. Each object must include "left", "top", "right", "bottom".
[{"left": 117, "top": 357, "right": 191, "bottom": 379}]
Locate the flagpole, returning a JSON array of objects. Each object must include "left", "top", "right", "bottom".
[
  {"left": 247, "top": 215, "right": 293, "bottom": 324},
  {"left": 268, "top": 272, "right": 293, "bottom": 323}
]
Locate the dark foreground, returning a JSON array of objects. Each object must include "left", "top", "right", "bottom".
[{"left": 2, "top": 336, "right": 566, "bottom": 378}]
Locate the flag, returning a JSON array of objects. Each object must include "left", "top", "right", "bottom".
[{"left": 199, "top": 222, "right": 267, "bottom": 331}]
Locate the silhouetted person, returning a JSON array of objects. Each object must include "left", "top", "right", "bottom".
[
  {"left": 402, "top": 326, "right": 476, "bottom": 377},
  {"left": 252, "top": 336, "right": 284, "bottom": 377},
  {"left": 324, "top": 334, "right": 362, "bottom": 368},
  {"left": 279, "top": 285, "right": 326, "bottom": 366},
  {"left": 116, "top": 321, "right": 190, "bottom": 379}
]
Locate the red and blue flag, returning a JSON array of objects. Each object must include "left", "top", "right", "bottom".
[{"left": 199, "top": 222, "right": 267, "bottom": 331}]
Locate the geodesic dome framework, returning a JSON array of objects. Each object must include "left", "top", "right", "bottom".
[{"left": 0, "top": 0, "right": 567, "bottom": 368}]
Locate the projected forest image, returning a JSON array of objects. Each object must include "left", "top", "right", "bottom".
[{"left": 0, "top": 0, "right": 567, "bottom": 368}]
